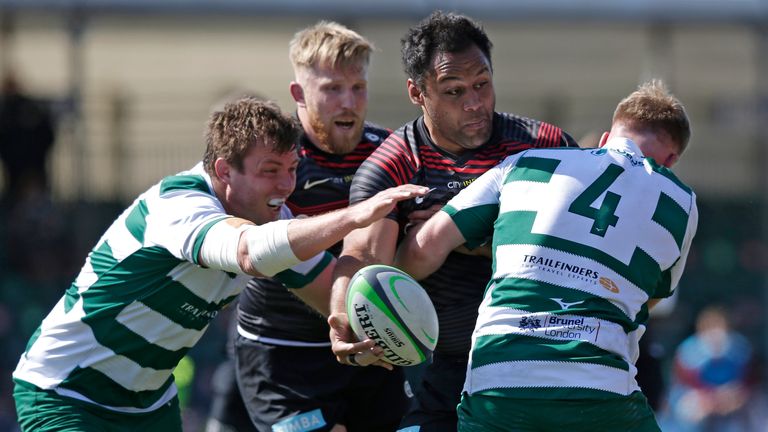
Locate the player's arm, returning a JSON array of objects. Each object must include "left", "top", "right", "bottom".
[
  {"left": 198, "top": 184, "right": 427, "bottom": 278},
  {"left": 394, "top": 211, "right": 466, "bottom": 280},
  {"left": 328, "top": 218, "right": 400, "bottom": 369},
  {"left": 649, "top": 195, "right": 699, "bottom": 310},
  {"left": 396, "top": 155, "right": 514, "bottom": 279}
]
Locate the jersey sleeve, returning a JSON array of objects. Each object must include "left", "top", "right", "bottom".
[
  {"left": 270, "top": 203, "right": 334, "bottom": 288},
  {"left": 350, "top": 132, "right": 418, "bottom": 218},
  {"left": 659, "top": 193, "right": 699, "bottom": 298},
  {"left": 272, "top": 251, "right": 334, "bottom": 289},
  {"left": 146, "top": 187, "right": 231, "bottom": 265},
  {"left": 442, "top": 153, "right": 521, "bottom": 248},
  {"left": 534, "top": 121, "right": 580, "bottom": 149}
]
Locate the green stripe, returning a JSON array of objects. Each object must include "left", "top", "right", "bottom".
[
  {"left": 59, "top": 366, "right": 174, "bottom": 409},
  {"left": 64, "top": 283, "right": 80, "bottom": 313},
  {"left": 25, "top": 326, "right": 42, "bottom": 353},
  {"left": 125, "top": 200, "right": 149, "bottom": 244},
  {"left": 654, "top": 268, "right": 673, "bottom": 299},
  {"left": 652, "top": 192, "right": 689, "bottom": 249},
  {"left": 646, "top": 158, "right": 692, "bottom": 194},
  {"left": 160, "top": 174, "right": 210, "bottom": 196},
  {"left": 471, "top": 333, "right": 629, "bottom": 371},
  {"left": 81, "top": 246, "right": 191, "bottom": 369},
  {"left": 90, "top": 240, "right": 119, "bottom": 276},
  {"left": 488, "top": 278, "right": 637, "bottom": 332},
  {"left": 274, "top": 252, "right": 333, "bottom": 289},
  {"left": 140, "top": 281, "right": 226, "bottom": 331},
  {"left": 82, "top": 310, "right": 188, "bottom": 370},
  {"left": 493, "top": 211, "right": 663, "bottom": 295},
  {"left": 192, "top": 217, "right": 231, "bottom": 266},
  {"left": 443, "top": 204, "right": 497, "bottom": 249},
  {"left": 504, "top": 156, "right": 561, "bottom": 184},
  {"left": 475, "top": 386, "right": 623, "bottom": 400},
  {"left": 86, "top": 245, "right": 181, "bottom": 302}
]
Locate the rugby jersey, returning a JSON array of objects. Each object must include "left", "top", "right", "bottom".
[
  {"left": 351, "top": 112, "right": 577, "bottom": 356},
  {"left": 238, "top": 124, "right": 389, "bottom": 344},
  {"left": 12, "top": 162, "right": 327, "bottom": 412},
  {"left": 444, "top": 137, "right": 698, "bottom": 399}
]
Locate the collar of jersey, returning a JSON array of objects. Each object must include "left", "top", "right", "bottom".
[{"left": 603, "top": 136, "right": 644, "bottom": 158}]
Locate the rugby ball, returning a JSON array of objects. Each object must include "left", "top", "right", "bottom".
[{"left": 346, "top": 264, "right": 438, "bottom": 366}]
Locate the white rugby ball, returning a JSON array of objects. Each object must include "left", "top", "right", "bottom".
[{"left": 346, "top": 264, "right": 439, "bottom": 366}]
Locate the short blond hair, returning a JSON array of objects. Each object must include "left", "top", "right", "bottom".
[
  {"left": 289, "top": 21, "right": 373, "bottom": 71},
  {"left": 613, "top": 80, "right": 691, "bottom": 154}
]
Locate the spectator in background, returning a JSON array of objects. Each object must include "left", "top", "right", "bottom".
[
  {"left": 0, "top": 73, "right": 55, "bottom": 207},
  {"left": 661, "top": 305, "right": 757, "bottom": 432}
]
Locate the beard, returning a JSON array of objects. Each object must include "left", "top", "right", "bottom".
[{"left": 308, "top": 110, "right": 363, "bottom": 155}]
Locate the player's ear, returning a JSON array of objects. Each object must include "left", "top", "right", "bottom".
[
  {"left": 214, "top": 158, "right": 232, "bottom": 184},
  {"left": 598, "top": 131, "right": 610, "bottom": 148},
  {"left": 663, "top": 152, "right": 679, "bottom": 168},
  {"left": 290, "top": 82, "right": 305, "bottom": 106},
  {"left": 407, "top": 79, "right": 424, "bottom": 106}
]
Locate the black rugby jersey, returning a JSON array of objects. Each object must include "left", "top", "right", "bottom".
[
  {"left": 238, "top": 123, "right": 390, "bottom": 343},
  {"left": 351, "top": 112, "right": 578, "bottom": 356}
]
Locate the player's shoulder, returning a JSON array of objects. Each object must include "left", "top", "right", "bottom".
[
  {"left": 644, "top": 158, "right": 695, "bottom": 196},
  {"left": 362, "top": 121, "right": 392, "bottom": 145},
  {"left": 494, "top": 112, "right": 576, "bottom": 147},
  {"left": 373, "top": 119, "right": 418, "bottom": 153},
  {"left": 158, "top": 164, "right": 213, "bottom": 197}
]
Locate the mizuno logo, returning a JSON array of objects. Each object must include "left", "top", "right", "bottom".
[
  {"left": 304, "top": 178, "right": 332, "bottom": 190},
  {"left": 550, "top": 298, "right": 584, "bottom": 310}
]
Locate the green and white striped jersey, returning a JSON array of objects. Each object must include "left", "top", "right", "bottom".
[
  {"left": 443, "top": 138, "right": 698, "bottom": 400},
  {"left": 12, "top": 162, "right": 329, "bottom": 413}
]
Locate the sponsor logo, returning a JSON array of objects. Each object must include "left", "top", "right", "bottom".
[
  {"left": 272, "top": 409, "right": 326, "bottom": 432},
  {"left": 179, "top": 302, "right": 218, "bottom": 321},
  {"left": 521, "top": 254, "right": 599, "bottom": 283},
  {"left": 354, "top": 304, "right": 415, "bottom": 366},
  {"left": 599, "top": 276, "right": 620, "bottom": 293},
  {"left": 520, "top": 316, "right": 542, "bottom": 331},
  {"left": 517, "top": 314, "right": 601, "bottom": 342},
  {"left": 550, "top": 298, "right": 585, "bottom": 310},
  {"left": 365, "top": 132, "right": 381, "bottom": 142},
  {"left": 303, "top": 178, "right": 332, "bottom": 190},
  {"left": 447, "top": 179, "right": 476, "bottom": 189},
  {"left": 385, "top": 327, "right": 405, "bottom": 347},
  {"left": 590, "top": 148, "right": 644, "bottom": 166}
]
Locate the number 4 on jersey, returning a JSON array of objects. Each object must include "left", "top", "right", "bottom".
[{"left": 568, "top": 164, "right": 625, "bottom": 237}]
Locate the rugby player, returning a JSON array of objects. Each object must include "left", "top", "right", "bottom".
[
  {"left": 396, "top": 80, "right": 696, "bottom": 432},
  {"left": 12, "top": 97, "right": 426, "bottom": 432},
  {"left": 328, "top": 11, "right": 577, "bottom": 432},
  {"left": 233, "top": 22, "right": 410, "bottom": 432}
]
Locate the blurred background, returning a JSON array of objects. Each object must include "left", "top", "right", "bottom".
[{"left": 1, "top": 0, "right": 767, "bottom": 430}]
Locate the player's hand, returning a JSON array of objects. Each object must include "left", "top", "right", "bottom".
[
  {"left": 404, "top": 203, "right": 443, "bottom": 234},
  {"left": 328, "top": 312, "right": 393, "bottom": 370},
  {"left": 348, "top": 185, "right": 428, "bottom": 229},
  {"left": 454, "top": 242, "right": 492, "bottom": 258}
]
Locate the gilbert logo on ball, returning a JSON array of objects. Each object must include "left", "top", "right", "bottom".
[{"left": 346, "top": 265, "right": 439, "bottom": 366}]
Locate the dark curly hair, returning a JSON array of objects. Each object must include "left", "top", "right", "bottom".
[
  {"left": 401, "top": 11, "right": 493, "bottom": 89},
  {"left": 203, "top": 97, "right": 300, "bottom": 177}
]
